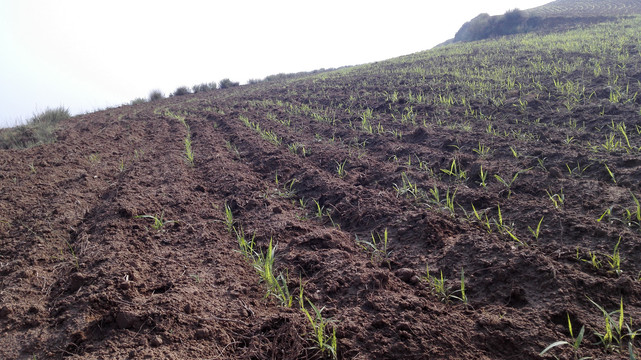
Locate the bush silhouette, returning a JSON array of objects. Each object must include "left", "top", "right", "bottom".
[
  {"left": 172, "top": 86, "right": 191, "bottom": 97},
  {"left": 130, "top": 98, "right": 147, "bottom": 105},
  {"left": 454, "top": 9, "right": 536, "bottom": 42},
  {"left": 218, "top": 78, "right": 240, "bottom": 89},
  {"left": 192, "top": 82, "right": 217, "bottom": 93},
  {"left": 149, "top": 90, "right": 165, "bottom": 101}
]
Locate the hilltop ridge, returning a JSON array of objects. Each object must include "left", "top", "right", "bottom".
[{"left": 447, "top": 0, "right": 641, "bottom": 44}]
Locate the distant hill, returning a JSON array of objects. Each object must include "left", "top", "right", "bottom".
[
  {"left": 445, "top": 0, "right": 641, "bottom": 45},
  {"left": 528, "top": 0, "right": 641, "bottom": 17}
]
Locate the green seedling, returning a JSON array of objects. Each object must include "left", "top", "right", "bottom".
[
  {"left": 628, "top": 192, "right": 641, "bottom": 226},
  {"left": 586, "top": 297, "right": 640, "bottom": 355},
  {"left": 135, "top": 211, "right": 175, "bottom": 231},
  {"left": 429, "top": 186, "right": 457, "bottom": 217},
  {"left": 494, "top": 169, "right": 529, "bottom": 199},
  {"left": 441, "top": 158, "right": 467, "bottom": 181},
  {"left": 275, "top": 178, "right": 297, "bottom": 198},
  {"left": 424, "top": 265, "right": 467, "bottom": 303},
  {"left": 471, "top": 204, "right": 492, "bottom": 233},
  {"left": 509, "top": 146, "right": 520, "bottom": 158},
  {"left": 312, "top": 200, "right": 325, "bottom": 219},
  {"left": 184, "top": 134, "right": 194, "bottom": 166},
  {"left": 424, "top": 264, "right": 448, "bottom": 302},
  {"left": 605, "top": 237, "right": 622, "bottom": 276},
  {"left": 224, "top": 203, "right": 234, "bottom": 233},
  {"left": 494, "top": 204, "right": 525, "bottom": 246},
  {"left": 604, "top": 163, "right": 617, "bottom": 183},
  {"left": 540, "top": 313, "right": 588, "bottom": 359},
  {"left": 356, "top": 228, "right": 391, "bottom": 267},
  {"left": 617, "top": 122, "right": 633, "bottom": 151},
  {"left": 472, "top": 204, "right": 492, "bottom": 234},
  {"left": 448, "top": 268, "right": 468, "bottom": 304},
  {"left": 597, "top": 207, "right": 612, "bottom": 223},
  {"left": 234, "top": 226, "right": 256, "bottom": 260},
  {"left": 528, "top": 216, "right": 544, "bottom": 241},
  {"left": 393, "top": 172, "right": 420, "bottom": 199},
  {"left": 299, "top": 283, "right": 338, "bottom": 359},
  {"left": 253, "top": 238, "right": 293, "bottom": 307},
  {"left": 335, "top": 159, "right": 347, "bottom": 178},
  {"left": 566, "top": 162, "right": 591, "bottom": 177},
  {"left": 581, "top": 250, "right": 602, "bottom": 270},
  {"left": 537, "top": 157, "right": 548, "bottom": 172},
  {"left": 445, "top": 188, "right": 457, "bottom": 217},
  {"left": 565, "top": 135, "right": 575, "bottom": 145},
  {"left": 602, "top": 133, "right": 622, "bottom": 152},
  {"left": 546, "top": 189, "right": 565, "bottom": 209},
  {"left": 225, "top": 141, "right": 240, "bottom": 157},
  {"left": 65, "top": 239, "right": 79, "bottom": 270},
  {"left": 473, "top": 142, "right": 491, "bottom": 157},
  {"left": 87, "top": 153, "right": 100, "bottom": 165},
  {"left": 479, "top": 166, "right": 488, "bottom": 188}
]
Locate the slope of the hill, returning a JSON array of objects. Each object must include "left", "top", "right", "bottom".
[
  {"left": 528, "top": 0, "right": 641, "bottom": 17},
  {"left": 1, "top": 15, "right": 641, "bottom": 360},
  {"left": 449, "top": 0, "right": 641, "bottom": 44}
]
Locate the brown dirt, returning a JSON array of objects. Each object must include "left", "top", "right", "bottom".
[{"left": 2, "top": 19, "right": 641, "bottom": 360}]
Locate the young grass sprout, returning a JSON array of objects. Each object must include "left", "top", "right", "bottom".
[
  {"left": 423, "top": 265, "right": 467, "bottom": 304},
  {"left": 135, "top": 211, "right": 176, "bottom": 231},
  {"left": 546, "top": 189, "right": 565, "bottom": 209},
  {"left": 299, "top": 283, "right": 338, "bottom": 359},
  {"left": 528, "top": 216, "right": 544, "bottom": 241},
  {"left": 335, "top": 159, "right": 347, "bottom": 178},
  {"left": 540, "top": 313, "right": 587, "bottom": 359},
  {"left": 605, "top": 237, "right": 622, "bottom": 276},
  {"left": 224, "top": 203, "right": 234, "bottom": 233},
  {"left": 356, "top": 228, "right": 391, "bottom": 268},
  {"left": 479, "top": 165, "right": 488, "bottom": 188}
]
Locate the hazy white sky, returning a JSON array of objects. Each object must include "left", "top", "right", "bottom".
[{"left": 0, "top": 0, "right": 551, "bottom": 127}]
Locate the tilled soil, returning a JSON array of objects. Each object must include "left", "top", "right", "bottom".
[{"left": 2, "top": 19, "right": 641, "bottom": 360}]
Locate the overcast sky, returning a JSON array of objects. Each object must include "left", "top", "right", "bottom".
[{"left": 0, "top": 0, "right": 552, "bottom": 128}]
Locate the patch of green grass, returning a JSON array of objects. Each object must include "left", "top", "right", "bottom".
[
  {"left": 0, "top": 107, "right": 70, "bottom": 149},
  {"left": 587, "top": 297, "right": 640, "bottom": 355}
]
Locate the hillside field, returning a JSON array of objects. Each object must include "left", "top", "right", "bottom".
[{"left": 1, "top": 13, "right": 641, "bottom": 360}]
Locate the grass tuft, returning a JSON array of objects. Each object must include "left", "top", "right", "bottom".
[{"left": 1, "top": 107, "right": 70, "bottom": 149}]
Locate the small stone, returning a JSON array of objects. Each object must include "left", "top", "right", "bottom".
[
  {"left": 68, "top": 273, "right": 87, "bottom": 292},
  {"left": 194, "top": 328, "right": 211, "bottom": 340},
  {"left": 184, "top": 303, "right": 193, "bottom": 314},
  {"left": 394, "top": 268, "right": 415, "bottom": 283},
  {"left": 0, "top": 305, "right": 11, "bottom": 318},
  {"left": 150, "top": 336, "right": 163, "bottom": 347},
  {"left": 116, "top": 311, "right": 139, "bottom": 329},
  {"left": 27, "top": 305, "right": 42, "bottom": 314}
]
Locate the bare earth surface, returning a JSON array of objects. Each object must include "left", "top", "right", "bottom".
[{"left": 2, "top": 16, "right": 641, "bottom": 360}]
